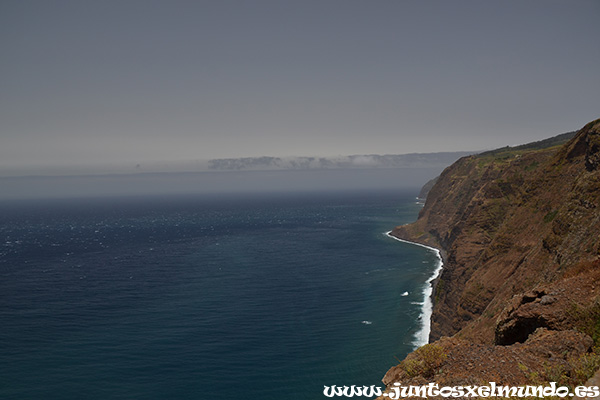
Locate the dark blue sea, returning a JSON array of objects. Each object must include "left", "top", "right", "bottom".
[{"left": 0, "top": 189, "right": 440, "bottom": 399}]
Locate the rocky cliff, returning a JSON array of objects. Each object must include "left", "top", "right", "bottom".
[{"left": 382, "top": 119, "right": 600, "bottom": 393}]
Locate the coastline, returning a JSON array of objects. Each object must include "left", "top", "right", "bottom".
[{"left": 385, "top": 231, "right": 444, "bottom": 348}]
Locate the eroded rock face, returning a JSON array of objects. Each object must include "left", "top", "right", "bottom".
[
  {"left": 495, "top": 290, "right": 559, "bottom": 345},
  {"left": 585, "top": 130, "right": 600, "bottom": 171},
  {"left": 495, "top": 268, "right": 600, "bottom": 345},
  {"left": 561, "top": 119, "right": 600, "bottom": 171},
  {"left": 382, "top": 119, "right": 600, "bottom": 395},
  {"left": 391, "top": 118, "right": 600, "bottom": 343}
]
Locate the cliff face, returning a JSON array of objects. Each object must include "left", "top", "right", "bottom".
[{"left": 383, "top": 119, "right": 600, "bottom": 392}]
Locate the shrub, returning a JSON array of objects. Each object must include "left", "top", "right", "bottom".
[
  {"left": 568, "top": 300, "right": 600, "bottom": 346},
  {"left": 571, "top": 352, "right": 600, "bottom": 383},
  {"left": 543, "top": 210, "right": 558, "bottom": 223},
  {"left": 400, "top": 343, "right": 447, "bottom": 378}
]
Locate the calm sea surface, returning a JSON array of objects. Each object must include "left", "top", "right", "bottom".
[{"left": 0, "top": 190, "right": 439, "bottom": 399}]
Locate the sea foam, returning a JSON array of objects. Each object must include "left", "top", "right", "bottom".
[{"left": 385, "top": 231, "right": 443, "bottom": 348}]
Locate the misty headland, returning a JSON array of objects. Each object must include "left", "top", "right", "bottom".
[{"left": 0, "top": 151, "right": 471, "bottom": 200}]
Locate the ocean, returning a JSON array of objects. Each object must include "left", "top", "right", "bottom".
[{"left": 0, "top": 189, "right": 441, "bottom": 399}]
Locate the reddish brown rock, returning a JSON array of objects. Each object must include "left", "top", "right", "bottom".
[
  {"left": 391, "top": 118, "right": 600, "bottom": 343},
  {"left": 382, "top": 119, "right": 600, "bottom": 394}
]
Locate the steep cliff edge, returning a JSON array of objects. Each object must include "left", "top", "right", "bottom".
[{"left": 383, "top": 119, "right": 600, "bottom": 392}]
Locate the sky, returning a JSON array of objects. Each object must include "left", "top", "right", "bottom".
[{"left": 1, "top": 0, "right": 599, "bottom": 171}]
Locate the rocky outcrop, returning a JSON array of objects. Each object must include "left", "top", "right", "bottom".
[
  {"left": 495, "top": 263, "right": 600, "bottom": 345},
  {"left": 382, "top": 119, "right": 600, "bottom": 392}
]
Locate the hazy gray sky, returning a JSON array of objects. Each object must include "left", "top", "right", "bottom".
[{"left": 1, "top": 0, "right": 599, "bottom": 169}]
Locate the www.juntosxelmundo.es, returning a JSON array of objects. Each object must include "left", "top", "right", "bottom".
[{"left": 323, "top": 382, "right": 600, "bottom": 398}]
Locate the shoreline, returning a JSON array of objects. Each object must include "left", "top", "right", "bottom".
[{"left": 385, "top": 231, "right": 444, "bottom": 348}]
